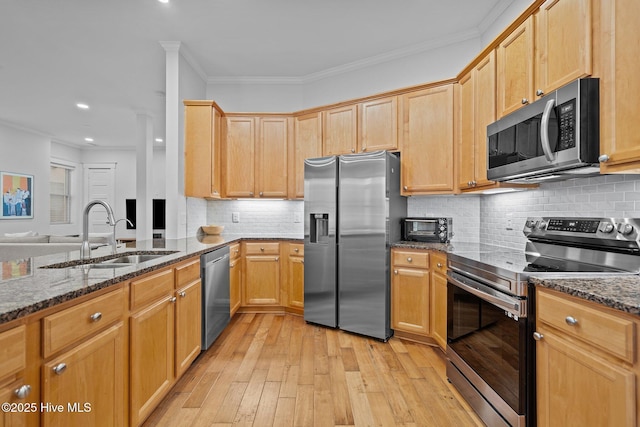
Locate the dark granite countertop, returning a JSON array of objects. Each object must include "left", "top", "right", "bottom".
[{"left": 0, "top": 234, "right": 302, "bottom": 325}]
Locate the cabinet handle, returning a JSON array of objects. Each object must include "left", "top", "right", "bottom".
[
  {"left": 533, "top": 332, "right": 544, "bottom": 341},
  {"left": 52, "top": 363, "right": 67, "bottom": 375},
  {"left": 260, "top": 247, "right": 265, "bottom": 252},
  {"left": 351, "top": 148, "right": 355, "bottom": 153},
  {"left": 565, "top": 316, "right": 578, "bottom": 326},
  {"left": 437, "top": 263, "right": 443, "bottom": 268},
  {"left": 259, "top": 191, "right": 264, "bottom": 197},
  {"left": 14, "top": 384, "right": 31, "bottom": 399},
  {"left": 394, "top": 270, "right": 398, "bottom": 275},
  {"left": 179, "top": 291, "right": 187, "bottom": 298},
  {"left": 89, "top": 312, "right": 102, "bottom": 322},
  {"left": 170, "top": 297, "right": 177, "bottom": 303},
  {"left": 294, "top": 248, "right": 299, "bottom": 253},
  {"left": 407, "top": 257, "right": 412, "bottom": 263},
  {"left": 403, "top": 186, "right": 408, "bottom": 191},
  {"left": 274, "top": 257, "right": 279, "bottom": 262},
  {"left": 522, "top": 98, "right": 529, "bottom": 105},
  {"left": 536, "top": 89, "right": 544, "bottom": 96},
  {"left": 598, "top": 154, "right": 610, "bottom": 163},
  {"left": 467, "top": 181, "right": 472, "bottom": 187}
]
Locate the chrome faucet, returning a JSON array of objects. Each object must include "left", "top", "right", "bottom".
[
  {"left": 112, "top": 218, "right": 133, "bottom": 253},
  {"left": 81, "top": 200, "right": 116, "bottom": 259}
]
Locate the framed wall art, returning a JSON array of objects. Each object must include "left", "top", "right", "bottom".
[{"left": 1, "top": 172, "right": 33, "bottom": 219}]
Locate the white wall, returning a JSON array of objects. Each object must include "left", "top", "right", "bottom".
[
  {"left": 0, "top": 122, "right": 51, "bottom": 235},
  {"left": 207, "top": 82, "right": 304, "bottom": 113},
  {"left": 481, "top": 0, "right": 536, "bottom": 47}
]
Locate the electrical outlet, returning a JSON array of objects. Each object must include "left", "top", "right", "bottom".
[
  {"left": 232, "top": 212, "right": 240, "bottom": 223},
  {"left": 293, "top": 212, "right": 302, "bottom": 223},
  {"left": 506, "top": 218, "right": 513, "bottom": 229}
]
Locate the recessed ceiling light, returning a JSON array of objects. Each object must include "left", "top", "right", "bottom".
[
  {"left": 155, "top": 138, "right": 163, "bottom": 143},
  {"left": 76, "top": 103, "right": 90, "bottom": 110},
  {"left": 84, "top": 137, "right": 94, "bottom": 142},
  {"left": 158, "top": 0, "right": 169, "bottom": 3}
]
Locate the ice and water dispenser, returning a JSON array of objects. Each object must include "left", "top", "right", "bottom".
[{"left": 310, "top": 213, "right": 329, "bottom": 244}]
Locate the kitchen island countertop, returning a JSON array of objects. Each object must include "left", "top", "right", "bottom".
[{"left": 0, "top": 234, "right": 302, "bottom": 325}]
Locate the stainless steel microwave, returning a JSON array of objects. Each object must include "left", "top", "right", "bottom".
[
  {"left": 401, "top": 218, "right": 453, "bottom": 243},
  {"left": 486, "top": 78, "right": 600, "bottom": 183}
]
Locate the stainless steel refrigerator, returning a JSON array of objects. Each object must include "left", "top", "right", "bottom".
[{"left": 304, "top": 151, "right": 406, "bottom": 341}]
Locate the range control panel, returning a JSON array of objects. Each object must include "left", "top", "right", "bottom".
[{"left": 524, "top": 217, "right": 640, "bottom": 243}]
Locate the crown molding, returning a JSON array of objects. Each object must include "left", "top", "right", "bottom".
[
  {"left": 178, "top": 44, "right": 208, "bottom": 83},
  {"left": 0, "top": 118, "right": 52, "bottom": 139},
  {"left": 207, "top": 75, "right": 303, "bottom": 85},
  {"left": 477, "top": 0, "right": 516, "bottom": 34}
]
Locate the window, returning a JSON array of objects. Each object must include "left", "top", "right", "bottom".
[{"left": 50, "top": 164, "right": 71, "bottom": 224}]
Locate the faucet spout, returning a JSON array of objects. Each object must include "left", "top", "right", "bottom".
[{"left": 81, "top": 200, "right": 116, "bottom": 259}]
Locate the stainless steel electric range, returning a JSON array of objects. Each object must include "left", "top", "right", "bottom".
[{"left": 446, "top": 217, "right": 640, "bottom": 427}]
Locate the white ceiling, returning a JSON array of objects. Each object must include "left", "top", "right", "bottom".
[{"left": 0, "top": 0, "right": 515, "bottom": 149}]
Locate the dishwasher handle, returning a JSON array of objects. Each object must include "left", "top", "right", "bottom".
[{"left": 205, "top": 253, "right": 229, "bottom": 267}]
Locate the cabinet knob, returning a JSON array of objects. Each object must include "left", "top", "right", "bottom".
[
  {"left": 14, "top": 384, "right": 31, "bottom": 399},
  {"left": 249, "top": 192, "right": 254, "bottom": 196},
  {"left": 403, "top": 186, "right": 408, "bottom": 191},
  {"left": 533, "top": 332, "right": 544, "bottom": 341},
  {"left": 394, "top": 270, "right": 398, "bottom": 275},
  {"left": 536, "top": 89, "right": 544, "bottom": 96},
  {"left": 275, "top": 257, "right": 279, "bottom": 262},
  {"left": 522, "top": 98, "right": 529, "bottom": 105},
  {"left": 230, "top": 263, "right": 235, "bottom": 269},
  {"left": 259, "top": 192, "right": 264, "bottom": 197},
  {"left": 213, "top": 190, "right": 219, "bottom": 194},
  {"left": 437, "top": 263, "right": 443, "bottom": 268},
  {"left": 407, "top": 257, "right": 412, "bottom": 263},
  {"left": 52, "top": 363, "right": 67, "bottom": 375},
  {"left": 301, "top": 260, "right": 304, "bottom": 264},
  {"left": 565, "top": 316, "right": 579, "bottom": 326},
  {"left": 362, "top": 146, "right": 367, "bottom": 152},
  {"left": 89, "top": 312, "right": 102, "bottom": 322},
  {"left": 294, "top": 248, "right": 299, "bottom": 252},
  {"left": 598, "top": 154, "right": 610, "bottom": 163},
  {"left": 170, "top": 297, "right": 177, "bottom": 303},
  {"left": 260, "top": 247, "right": 265, "bottom": 251},
  {"left": 179, "top": 291, "right": 186, "bottom": 298},
  {"left": 351, "top": 148, "right": 355, "bottom": 153}
]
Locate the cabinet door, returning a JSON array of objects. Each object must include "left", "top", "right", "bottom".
[
  {"left": 457, "top": 71, "right": 475, "bottom": 191},
  {"left": 430, "top": 257, "right": 447, "bottom": 350},
  {"left": 224, "top": 117, "right": 255, "bottom": 197},
  {"left": 323, "top": 105, "right": 357, "bottom": 156},
  {"left": 399, "top": 85, "right": 455, "bottom": 195},
  {"left": 391, "top": 267, "right": 430, "bottom": 335},
  {"left": 0, "top": 379, "right": 30, "bottom": 427},
  {"left": 257, "top": 117, "right": 288, "bottom": 198},
  {"left": 244, "top": 255, "right": 280, "bottom": 306},
  {"left": 536, "top": 0, "right": 592, "bottom": 97},
  {"left": 358, "top": 96, "right": 398, "bottom": 153},
  {"left": 599, "top": 0, "right": 640, "bottom": 173},
  {"left": 288, "top": 255, "right": 304, "bottom": 310},
  {"left": 184, "top": 102, "right": 222, "bottom": 199},
  {"left": 229, "top": 258, "right": 241, "bottom": 316},
  {"left": 42, "top": 323, "right": 124, "bottom": 427},
  {"left": 130, "top": 297, "right": 175, "bottom": 426},
  {"left": 290, "top": 112, "right": 322, "bottom": 199},
  {"left": 536, "top": 331, "right": 636, "bottom": 427},
  {"left": 473, "top": 51, "right": 497, "bottom": 188},
  {"left": 497, "top": 16, "right": 535, "bottom": 117},
  {"left": 175, "top": 280, "right": 201, "bottom": 378}
]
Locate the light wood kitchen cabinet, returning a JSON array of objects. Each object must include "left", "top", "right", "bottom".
[
  {"left": 229, "top": 243, "right": 242, "bottom": 316},
  {"left": 399, "top": 84, "right": 456, "bottom": 195},
  {"left": 535, "top": 287, "right": 638, "bottom": 426},
  {"left": 290, "top": 112, "right": 322, "bottom": 199},
  {"left": 285, "top": 243, "right": 304, "bottom": 314},
  {"left": 323, "top": 104, "right": 357, "bottom": 156},
  {"left": 0, "top": 325, "right": 32, "bottom": 427},
  {"left": 174, "top": 258, "right": 202, "bottom": 378},
  {"left": 430, "top": 252, "right": 448, "bottom": 350},
  {"left": 243, "top": 242, "right": 281, "bottom": 307},
  {"left": 598, "top": 0, "right": 640, "bottom": 173},
  {"left": 391, "top": 249, "right": 430, "bottom": 336},
  {"left": 184, "top": 100, "right": 223, "bottom": 199},
  {"left": 496, "top": 16, "right": 535, "bottom": 117},
  {"left": 257, "top": 117, "right": 289, "bottom": 198},
  {"left": 223, "top": 116, "right": 256, "bottom": 198},
  {"left": 358, "top": 96, "right": 398, "bottom": 153},
  {"left": 42, "top": 323, "right": 124, "bottom": 427},
  {"left": 129, "top": 270, "right": 176, "bottom": 426}
]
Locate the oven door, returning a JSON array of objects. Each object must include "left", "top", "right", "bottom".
[{"left": 447, "top": 271, "right": 530, "bottom": 427}]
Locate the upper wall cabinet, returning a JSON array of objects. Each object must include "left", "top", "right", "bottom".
[
  {"left": 497, "top": 0, "right": 593, "bottom": 118},
  {"left": 323, "top": 104, "right": 357, "bottom": 156},
  {"left": 184, "top": 101, "right": 223, "bottom": 199},
  {"left": 399, "top": 84, "right": 455, "bottom": 196},
  {"left": 223, "top": 116, "right": 289, "bottom": 198},
  {"left": 598, "top": 0, "right": 640, "bottom": 173},
  {"left": 358, "top": 96, "right": 399, "bottom": 153},
  {"left": 290, "top": 112, "right": 322, "bottom": 199}
]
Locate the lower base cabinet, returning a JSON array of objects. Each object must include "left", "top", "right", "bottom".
[
  {"left": 42, "top": 323, "right": 124, "bottom": 427},
  {"left": 175, "top": 280, "right": 202, "bottom": 378}
]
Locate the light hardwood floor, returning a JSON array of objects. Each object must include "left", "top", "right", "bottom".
[{"left": 143, "top": 313, "right": 484, "bottom": 427}]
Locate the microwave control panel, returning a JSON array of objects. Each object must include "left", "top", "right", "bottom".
[{"left": 558, "top": 100, "right": 576, "bottom": 150}]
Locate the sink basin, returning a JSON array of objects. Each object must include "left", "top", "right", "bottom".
[
  {"left": 71, "top": 263, "right": 132, "bottom": 269},
  {"left": 100, "top": 254, "right": 166, "bottom": 264}
]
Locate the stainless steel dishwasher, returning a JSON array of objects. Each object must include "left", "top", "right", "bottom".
[{"left": 201, "top": 246, "right": 230, "bottom": 350}]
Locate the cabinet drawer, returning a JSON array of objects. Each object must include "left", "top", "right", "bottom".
[
  {"left": 537, "top": 289, "right": 635, "bottom": 363},
  {"left": 43, "top": 288, "right": 124, "bottom": 357},
  {"left": 0, "top": 326, "right": 25, "bottom": 379},
  {"left": 130, "top": 268, "right": 175, "bottom": 311},
  {"left": 229, "top": 243, "right": 241, "bottom": 260},
  {"left": 289, "top": 243, "right": 304, "bottom": 257},
  {"left": 392, "top": 250, "right": 429, "bottom": 269},
  {"left": 175, "top": 258, "right": 200, "bottom": 288},
  {"left": 431, "top": 252, "right": 447, "bottom": 274},
  {"left": 245, "top": 242, "right": 280, "bottom": 255}
]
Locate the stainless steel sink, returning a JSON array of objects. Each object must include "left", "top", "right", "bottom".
[
  {"left": 71, "top": 263, "right": 132, "bottom": 269},
  {"left": 100, "top": 254, "right": 166, "bottom": 264}
]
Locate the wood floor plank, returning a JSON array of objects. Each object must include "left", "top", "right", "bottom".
[
  {"left": 313, "top": 327, "right": 329, "bottom": 375},
  {"left": 293, "top": 384, "right": 314, "bottom": 427},
  {"left": 298, "top": 334, "right": 315, "bottom": 385},
  {"left": 182, "top": 370, "right": 220, "bottom": 408},
  {"left": 253, "top": 381, "right": 280, "bottom": 426},
  {"left": 213, "top": 381, "right": 248, "bottom": 423},
  {"left": 345, "top": 371, "right": 376, "bottom": 427},
  {"left": 368, "top": 391, "right": 400, "bottom": 426},
  {"left": 314, "top": 374, "right": 335, "bottom": 427},
  {"left": 280, "top": 364, "right": 300, "bottom": 399},
  {"left": 272, "top": 397, "right": 296, "bottom": 427},
  {"left": 352, "top": 338, "right": 384, "bottom": 392},
  {"left": 328, "top": 356, "right": 355, "bottom": 425},
  {"left": 234, "top": 369, "right": 268, "bottom": 425},
  {"left": 339, "top": 346, "right": 359, "bottom": 371}
]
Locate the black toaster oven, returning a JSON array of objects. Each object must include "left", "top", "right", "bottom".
[{"left": 401, "top": 217, "right": 453, "bottom": 243}]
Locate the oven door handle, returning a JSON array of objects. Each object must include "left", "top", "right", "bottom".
[{"left": 448, "top": 272, "right": 526, "bottom": 318}]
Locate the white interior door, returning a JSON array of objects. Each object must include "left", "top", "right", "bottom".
[{"left": 85, "top": 165, "right": 116, "bottom": 234}]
